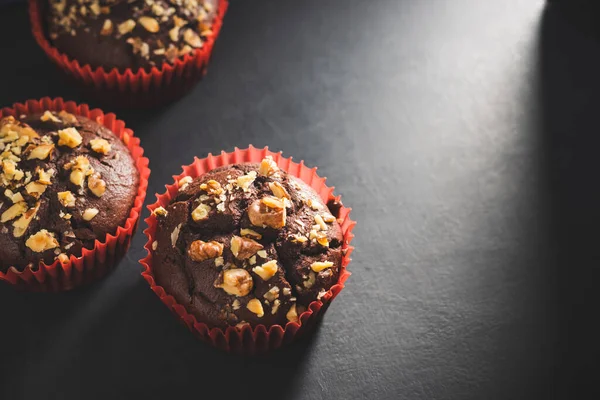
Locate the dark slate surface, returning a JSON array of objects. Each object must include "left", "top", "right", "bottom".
[{"left": 0, "top": 1, "right": 599, "bottom": 399}]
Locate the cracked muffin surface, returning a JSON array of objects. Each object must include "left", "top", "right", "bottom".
[
  {"left": 151, "top": 157, "right": 343, "bottom": 328},
  {"left": 0, "top": 112, "right": 139, "bottom": 271}
]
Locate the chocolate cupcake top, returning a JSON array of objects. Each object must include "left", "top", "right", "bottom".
[
  {"left": 152, "top": 157, "right": 344, "bottom": 328},
  {"left": 47, "top": 0, "right": 219, "bottom": 70},
  {"left": 0, "top": 112, "right": 139, "bottom": 271}
]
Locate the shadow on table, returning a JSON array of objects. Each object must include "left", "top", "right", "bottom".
[
  {"left": 537, "top": 2, "right": 600, "bottom": 397},
  {"left": 0, "top": 271, "right": 316, "bottom": 400}
]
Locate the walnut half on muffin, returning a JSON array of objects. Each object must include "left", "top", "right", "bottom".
[
  {"left": 151, "top": 157, "right": 344, "bottom": 328},
  {"left": 0, "top": 111, "right": 139, "bottom": 271},
  {"left": 47, "top": 0, "right": 219, "bottom": 70}
]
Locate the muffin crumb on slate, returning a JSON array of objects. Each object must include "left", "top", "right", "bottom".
[
  {"left": 47, "top": 0, "right": 219, "bottom": 70},
  {"left": 0, "top": 112, "right": 139, "bottom": 271},
  {"left": 152, "top": 157, "right": 344, "bottom": 328}
]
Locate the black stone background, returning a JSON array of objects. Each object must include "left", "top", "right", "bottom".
[{"left": 1, "top": 1, "right": 599, "bottom": 399}]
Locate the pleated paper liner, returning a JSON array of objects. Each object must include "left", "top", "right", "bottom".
[
  {"left": 0, "top": 98, "right": 150, "bottom": 292},
  {"left": 140, "top": 146, "right": 356, "bottom": 354},
  {"left": 28, "top": 0, "right": 229, "bottom": 108}
]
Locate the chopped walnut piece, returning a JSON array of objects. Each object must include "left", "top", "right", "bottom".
[
  {"left": 58, "top": 111, "right": 78, "bottom": 124},
  {"left": 25, "top": 181, "right": 48, "bottom": 198},
  {"left": 57, "top": 253, "right": 69, "bottom": 263},
  {"left": 13, "top": 202, "right": 39, "bottom": 238},
  {"left": 191, "top": 203, "right": 211, "bottom": 221},
  {"left": 236, "top": 171, "right": 257, "bottom": 191},
  {"left": 100, "top": 19, "right": 113, "bottom": 36},
  {"left": 169, "top": 26, "right": 180, "bottom": 42},
  {"left": 153, "top": 206, "right": 168, "bottom": 217},
  {"left": 253, "top": 260, "right": 278, "bottom": 281},
  {"left": 89, "top": 2, "right": 100, "bottom": 15},
  {"left": 118, "top": 19, "right": 136, "bottom": 35},
  {"left": 286, "top": 304, "right": 299, "bottom": 323},
  {"left": 178, "top": 176, "right": 192, "bottom": 189},
  {"left": 246, "top": 299, "right": 264, "bottom": 317},
  {"left": 40, "top": 110, "right": 61, "bottom": 123},
  {"left": 314, "top": 214, "right": 328, "bottom": 231},
  {"left": 306, "top": 198, "right": 321, "bottom": 210},
  {"left": 200, "top": 180, "right": 223, "bottom": 196},
  {"left": 264, "top": 286, "right": 280, "bottom": 302},
  {"left": 259, "top": 156, "right": 278, "bottom": 176},
  {"left": 269, "top": 181, "right": 290, "bottom": 199},
  {"left": 0, "top": 202, "right": 27, "bottom": 223},
  {"left": 139, "top": 16, "right": 160, "bottom": 33},
  {"left": 261, "top": 196, "right": 284, "bottom": 211},
  {"left": 89, "top": 138, "right": 111, "bottom": 154},
  {"left": 248, "top": 198, "right": 286, "bottom": 229},
  {"left": 82, "top": 208, "right": 99, "bottom": 221},
  {"left": 188, "top": 240, "right": 224, "bottom": 262},
  {"left": 183, "top": 28, "right": 203, "bottom": 47},
  {"left": 316, "top": 231, "right": 329, "bottom": 247},
  {"left": 57, "top": 190, "right": 75, "bottom": 207},
  {"left": 310, "top": 261, "right": 334, "bottom": 272},
  {"left": 36, "top": 167, "right": 53, "bottom": 184},
  {"left": 27, "top": 144, "right": 54, "bottom": 160},
  {"left": 230, "top": 236, "right": 263, "bottom": 260},
  {"left": 256, "top": 250, "right": 267, "bottom": 258},
  {"left": 216, "top": 268, "right": 253, "bottom": 297},
  {"left": 240, "top": 228, "right": 262, "bottom": 240},
  {"left": 88, "top": 173, "right": 106, "bottom": 197},
  {"left": 322, "top": 214, "right": 336, "bottom": 223},
  {"left": 58, "top": 127, "right": 82, "bottom": 148},
  {"left": 25, "top": 229, "right": 59, "bottom": 252}
]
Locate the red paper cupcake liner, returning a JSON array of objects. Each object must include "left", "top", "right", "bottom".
[
  {"left": 140, "top": 146, "right": 356, "bottom": 354},
  {"left": 0, "top": 97, "right": 150, "bottom": 292},
  {"left": 28, "top": 0, "right": 229, "bottom": 108}
]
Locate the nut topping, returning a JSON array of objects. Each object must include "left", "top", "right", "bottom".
[
  {"left": 269, "top": 181, "right": 290, "bottom": 199},
  {"left": 191, "top": 203, "right": 211, "bottom": 221},
  {"left": 310, "top": 261, "right": 334, "bottom": 272},
  {"left": 88, "top": 173, "right": 106, "bottom": 197},
  {"left": 89, "top": 138, "right": 111, "bottom": 155},
  {"left": 246, "top": 299, "right": 264, "bottom": 317},
  {"left": 100, "top": 19, "right": 113, "bottom": 36},
  {"left": 200, "top": 180, "right": 223, "bottom": 196},
  {"left": 230, "top": 235, "right": 263, "bottom": 260},
  {"left": 13, "top": 202, "right": 39, "bottom": 237},
  {"left": 183, "top": 28, "right": 203, "bottom": 48},
  {"left": 118, "top": 19, "right": 136, "bottom": 35},
  {"left": 216, "top": 268, "right": 253, "bottom": 297},
  {"left": 27, "top": 144, "right": 54, "bottom": 160},
  {"left": 236, "top": 171, "right": 257, "bottom": 191},
  {"left": 189, "top": 240, "right": 224, "bottom": 262},
  {"left": 139, "top": 16, "right": 160, "bottom": 33},
  {"left": 82, "top": 208, "right": 99, "bottom": 221},
  {"left": 40, "top": 111, "right": 61, "bottom": 123},
  {"left": 240, "top": 228, "right": 262, "bottom": 239},
  {"left": 57, "top": 127, "right": 82, "bottom": 148},
  {"left": 286, "top": 304, "right": 299, "bottom": 323},
  {"left": 0, "top": 202, "right": 27, "bottom": 223},
  {"left": 25, "top": 229, "right": 59, "bottom": 252},
  {"left": 259, "top": 156, "right": 278, "bottom": 176},
  {"left": 248, "top": 198, "right": 286, "bottom": 229},
  {"left": 253, "top": 260, "right": 278, "bottom": 281}
]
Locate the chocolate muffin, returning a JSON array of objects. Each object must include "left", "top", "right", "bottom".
[
  {"left": 0, "top": 111, "right": 139, "bottom": 271},
  {"left": 47, "top": 0, "right": 219, "bottom": 70},
  {"left": 151, "top": 157, "right": 344, "bottom": 329}
]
